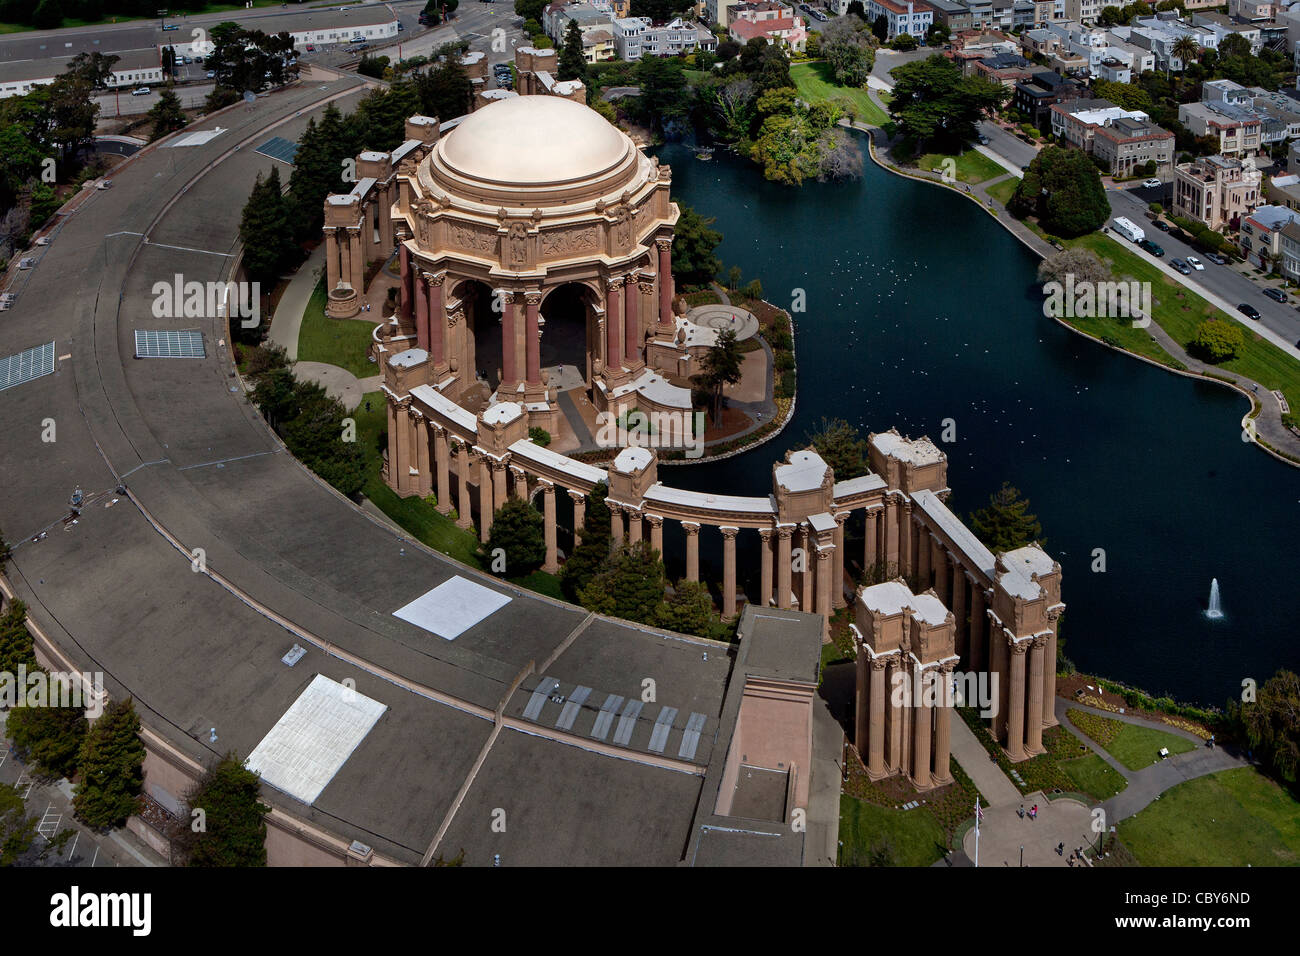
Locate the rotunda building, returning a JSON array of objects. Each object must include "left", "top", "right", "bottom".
[{"left": 384, "top": 94, "right": 684, "bottom": 425}]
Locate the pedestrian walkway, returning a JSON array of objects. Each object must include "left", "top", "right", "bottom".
[
  {"left": 268, "top": 243, "right": 326, "bottom": 360},
  {"left": 949, "top": 716, "right": 1021, "bottom": 806},
  {"left": 962, "top": 790, "right": 1094, "bottom": 867},
  {"left": 804, "top": 695, "right": 845, "bottom": 867},
  {"left": 1053, "top": 698, "right": 1247, "bottom": 824}
]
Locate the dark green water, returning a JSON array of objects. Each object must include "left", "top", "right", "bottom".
[{"left": 659, "top": 142, "right": 1299, "bottom": 708}]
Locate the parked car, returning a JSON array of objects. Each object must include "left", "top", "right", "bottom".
[
  {"left": 1154, "top": 220, "right": 1171, "bottom": 232},
  {"left": 206, "top": 70, "right": 215, "bottom": 79},
  {"left": 131, "top": 86, "right": 150, "bottom": 95},
  {"left": 978, "top": 135, "right": 990, "bottom": 145},
  {"left": 1205, "top": 252, "right": 1227, "bottom": 265},
  {"left": 1263, "top": 287, "right": 1289, "bottom": 304},
  {"left": 1171, "top": 258, "right": 1192, "bottom": 275},
  {"left": 1185, "top": 256, "right": 1204, "bottom": 270},
  {"left": 1138, "top": 238, "right": 1164, "bottom": 257},
  {"left": 96, "top": 179, "right": 112, "bottom": 190},
  {"left": 1142, "top": 178, "right": 1162, "bottom": 189},
  {"left": 1238, "top": 303, "right": 1262, "bottom": 319}
]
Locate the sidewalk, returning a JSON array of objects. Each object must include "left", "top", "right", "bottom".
[
  {"left": 949, "top": 716, "right": 1022, "bottom": 807},
  {"left": 267, "top": 242, "right": 326, "bottom": 359}
]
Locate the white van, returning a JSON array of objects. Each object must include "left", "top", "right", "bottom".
[{"left": 1111, "top": 217, "right": 1145, "bottom": 243}]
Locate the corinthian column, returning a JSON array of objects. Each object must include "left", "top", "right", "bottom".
[
  {"left": 605, "top": 276, "right": 623, "bottom": 374},
  {"left": 415, "top": 269, "right": 430, "bottom": 352},
  {"left": 454, "top": 444, "right": 472, "bottom": 530},
  {"left": 911, "top": 670, "right": 933, "bottom": 790},
  {"left": 525, "top": 290, "right": 542, "bottom": 386},
  {"left": 683, "top": 522, "right": 699, "bottom": 581},
  {"left": 721, "top": 527, "right": 738, "bottom": 619},
  {"left": 623, "top": 273, "right": 638, "bottom": 365},
  {"left": 1026, "top": 634, "right": 1047, "bottom": 756},
  {"left": 868, "top": 658, "right": 887, "bottom": 777},
  {"left": 758, "top": 528, "right": 774, "bottom": 608},
  {"left": 541, "top": 481, "right": 558, "bottom": 574},
  {"left": 1006, "top": 639, "right": 1028, "bottom": 761},
  {"left": 610, "top": 503, "right": 625, "bottom": 550},
  {"left": 832, "top": 513, "right": 848, "bottom": 609},
  {"left": 932, "top": 664, "right": 954, "bottom": 785},
  {"left": 777, "top": 526, "right": 793, "bottom": 609},
  {"left": 434, "top": 425, "right": 450, "bottom": 515},
  {"left": 647, "top": 515, "right": 663, "bottom": 556},
  {"left": 428, "top": 272, "right": 445, "bottom": 368},
  {"left": 398, "top": 240, "right": 410, "bottom": 321},
  {"left": 656, "top": 237, "right": 674, "bottom": 335},
  {"left": 569, "top": 490, "right": 586, "bottom": 546}
]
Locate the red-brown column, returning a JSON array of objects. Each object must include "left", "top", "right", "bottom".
[
  {"left": 525, "top": 291, "right": 541, "bottom": 385},
  {"left": 428, "top": 273, "right": 445, "bottom": 367},
  {"left": 501, "top": 291, "right": 517, "bottom": 387},
  {"left": 624, "top": 274, "right": 638, "bottom": 364},
  {"left": 606, "top": 277, "right": 623, "bottom": 373},
  {"left": 414, "top": 268, "right": 429, "bottom": 352},
  {"left": 399, "top": 242, "right": 411, "bottom": 321},
  {"left": 656, "top": 238, "right": 673, "bottom": 331}
]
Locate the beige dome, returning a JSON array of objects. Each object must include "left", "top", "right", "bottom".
[{"left": 437, "top": 95, "right": 633, "bottom": 187}]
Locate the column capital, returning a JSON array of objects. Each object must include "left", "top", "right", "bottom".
[
  {"left": 681, "top": 521, "right": 700, "bottom": 535},
  {"left": 524, "top": 289, "right": 543, "bottom": 306},
  {"left": 1011, "top": 638, "right": 1030, "bottom": 655},
  {"left": 644, "top": 514, "right": 663, "bottom": 528},
  {"left": 407, "top": 405, "right": 423, "bottom": 421},
  {"left": 777, "top": 525, "right": 794, "bottom": 540},
  {"left": 427, "top": 271, "right": 447, "bottom": 287},
  {"left": 1032, "top": 633, "right": 1048, "bottom": 649},
  {"left": 567, "top": 489, "right": 586, "bottom": 503},
  {"left": 834, "top": 511, "right": 850, "bottom": 527},
  {"left": 758, "top": 527, "right": 774, "bottom": 541},
  {"left": 720, "top": 526, "right": 738, "bottom": 539},
  {"left": 815, "top": 545, "right": 832, "bottom": 561},
  {"left": 655, "top": 236, "right": 673, "bottom": 251},
  {"left": 606, "top": 275, "right": 626, "bottom": 291}
]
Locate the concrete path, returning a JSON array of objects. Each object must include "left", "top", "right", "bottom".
[
  {"left": 949, "top": 715, "right": 1022, "bottom": 807},
  {"left": 294, "top": 361, "right": 380, "bottom": 411},
  {"left": 963, "top": 789, "right": 1094, "bottom": 868},
  {"left": 268, "top": 243, "right": 325, "bottom": 359},
  {"left": 975, "top": 144, "right": 1023, "bottom": 177},
  {"left": 805, "top": 695, "right": 846, "bottom": 867},
  {"left": 1054, "top": 698, "right": 1248, "bottom": 824}
]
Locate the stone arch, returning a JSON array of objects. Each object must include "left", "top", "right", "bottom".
[
  {"left": 449, "top": 276, "right": 503, "bottom": 398},
  {"left": 540, "top": 281, "right": 602, "bottom": 392}
]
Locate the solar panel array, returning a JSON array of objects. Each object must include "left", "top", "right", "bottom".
[
  {"left": 254, "top": 136, "right": 299, "bottom": 164},
  {"left": 135, "top": 329, "right": 205, "bottom": 359},
  {"left": 517, "top": 675, "right": 711, "bottom": 764},
  {"left": 0, "top": 341, "right": 55, "bottom": 392}
]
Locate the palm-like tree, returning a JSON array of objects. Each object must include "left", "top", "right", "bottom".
[{"left": 1171, "top": 35, "right": 1200, "bottom": 74}]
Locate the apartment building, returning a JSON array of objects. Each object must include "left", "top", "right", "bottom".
[
  {"left": 1179, "top": 101, "right": 1265, "bottom": 157},
  {"left": 1173, "top": 155, "right": 1261, "bottom": 230},
  {"left": 1091, "top": 115, "right": 1176, "bottom": 176}
]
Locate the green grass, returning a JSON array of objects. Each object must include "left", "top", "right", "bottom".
[
  {"left": 915, "top": 150, "right": 1005, "bottom": 185},
  {"left": 1067, "top": 232, "right": 1300, "bottom": 409},
  {"left": 354, "top": 390, "right": 484, "bottom": 568},
  {"left": 1118, "top": 767, "right": 1300, "bottom": 866},
  {"left": 790, "top": 61, "right": 889, "bottom": 127},
  {"left": 1059, "top": 753, "right": 1128, "bottom": 801},
  {"left": 1106, "top": 723, "right": 1198, "bottom": 770},
  {"left": 295, "top": 279, "right": 380, "bottom": 379},
  {"left": 986, "top": 175, "right": 1020, "bottom": 207},
  {"left": 507, "top": 570, "right": 563, "bottom": 600},
  {"left": 838, "top": 794, "right": 947, "bottom": 867}
]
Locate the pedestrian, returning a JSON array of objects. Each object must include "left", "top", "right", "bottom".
[{"left": 1018, "top": 804, "right": 1025, "bottom": 819}]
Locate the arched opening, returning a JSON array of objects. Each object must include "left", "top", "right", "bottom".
[
  {"left": 456, "top": 279, "right": 503, "bottom": 399},
  {"left": 540, "top": 282, "right": 598, "bottom": 393}
]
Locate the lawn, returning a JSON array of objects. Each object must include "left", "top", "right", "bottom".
[
  {"left": 790, "top": 61, "right": 889, "bottom": 127},
  {"left": 915, "top": 150, "right": 1006, "bottom": 185},
  {"left": 296, "top": 279, "right": 381, "bottom": 379},
  {"left": 986, "top": 175, "right": 1020, "bottom": 207},
  {"left": 1067, "top": 708, "right": 1196, "bottom": 771},
  {"left": 1118, "top": 767, "right": 1300, "bottom": 866},
  {"left": 1067, "top": 232, "right": 1300, "bottom": 411},
  {"left": 353, "top": 390, "right": 564, "bottom": 597},
  {"left": 1059, "top": 753, "right": 1128, "bottom": 801},
  {"left": 839, "top": 795, "right": 948, "bottom": 867}
]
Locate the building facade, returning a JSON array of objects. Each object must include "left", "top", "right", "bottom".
[{"left": 1173, "top": 154, "right": 1260, "bottom": 231}]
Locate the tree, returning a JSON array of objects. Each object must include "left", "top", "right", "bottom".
[
  {"left": 66, "top": 52, "right": 119, "bottom": 90},
  {"left": 1092, "top": 79, "right": 1152, "bottom": 113},
  {"left": 656, "top": 579, "right": 729, "bottom": 638},
  {"left": 1037, "top": 248, "right": 1108, "bottom": 286},
  {"left": 1008, "top": 145, "right": 1109, "bottom": 238},
  {"left": 1189, "top": 318, "right": 1244, "bottom": 363},
  {"left": 0, "top": 783, "right": 38, "bottom": 866},
  {"left": 890, "top": 33, "right": 917, "bottom": 52},
  {"left": 735, "top": 38, "right": 791, "bottom": 94},
  {"left": 6, "top": 682, "right": 88, "bottom": 780},
  {"left": 72, "top": 697, "right": 145, "bottom": 830},
  {"left": 1171, "top": 35, "right": 1201, "bottom": 73},
  {"left": 32, "top": 0, "right": 62, "bottom": 30},
  {"left": 805, "top": 418, "right": 869, "bottom": 479},
  {"left": 577, "top": 542, "right": 667, "bottom": 624},
  {"left": 558, "top": 19, "right": 587, "bottom": 84},
  {"left": 671, "top": 203, "right": 722, "bottom": 287},
  {"left": 820, "top": 16, "right": 874, "bottom": 87},
  {"left": 239, "top": 167, "right": 296, "bottom": 285},
  {"left": 888, "top": 54, "right": 1007, "bottom": 153},
  {"left": 483, "top": 498, "right": 547, "bottom": 577},
  {"left": 559, "top": 483, "right": 611, "bottom": 602},
  {"left": 697, "top": 328, "right": 744, "bottom": 423},
  {"left": 969, "top": 482, "right": 1043, "bottom": 553},
  {"left": 870, "top": 14, "right": 887, "bottom": 41},
  {"left": 146, "top": 89, "right": 187, "bottom": 143},
  {"left": 412, "top": 46, "right": 473, "bottom": 124},
  {"left": 176, "top": 755, "right": 269, "bottom": 867},
  {"left": 357, "top": 54, "right": 391, "bottom": 79},
  {"left": 635, "top": 55, "right": 692, "bottom": 134},
  {"left": 0, "top": 599, "right": 35, "bottom": 680},
  {"left": 515, "top": 0, "right": 547, "bottom": 22},
  {"left": 278, "top": 381, "right": 366, "bottom": 496},
  {"left": 1231, "top": 669, "right": 1299, "bottom": 782}
]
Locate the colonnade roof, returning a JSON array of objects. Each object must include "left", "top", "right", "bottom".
[
  {"left": 643, "top": 484, "right": 774, "bottom": 515},
  {"left": 508, "top": 438, "right": 608, "bottom": 486},
  {"left": 411, "top": 383, "right": 477, "bottom": 431},
  {"left": 912, "top": 488, "right": 996, "bottom": 579},
  {"left": 871, "top": 430, "right": 944, "bottom": 464},
  {"left": 775, "top": 449, "right": 828, "bottom": 492},
  {"left": 832, "top": 473, "right": 887, "bottom": 498},
  {"left": 998, "top": 545, "right": 1055, "bottom": 600}
]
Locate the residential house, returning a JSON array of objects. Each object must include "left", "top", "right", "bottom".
[
  {"left": 729, "top": 14, "right": 807, "bottom": 52},
  {"left": 1228, "top": 0, "right": 1276, "bottom": 21},
  {"left": 544, "top": 1, "right": 616, "bottom": 44},
  {"left": 1014, "top": 69, "right": 1083, "bottom": 131},
  {"left": 1179, "top": 101, "right": 1265, "bottom": 157},
  {"left": 1091, "top": 115, "right": 1176, "bottom": 176},
  {"left": 1173, "top": 155, "right": 1261, "bottom": 230},
  {"left": 928, "top": 0, "right": 975, "bottom": 32},
  {"left": 1279, "top": 220, "right": 1300, "bottom": 281},
  {"left": 971, "top": 52, "right": 1036, "bottom": 86},
  {"left": 1191, "top": 13, "right": 1263, "bottom": 54},
  {"left": 616, "top": 16, "right": 717, "bottom": 59},
  {"left": 1062, "top": 0, "right": 1102, "bottom": 24},
  {"left": 706, "top": 0, "right": 743, "bottom": 25},
  {"left": 865, "top": 0, "right": 935, "bottom": 39},
  {"left": 1239, "top": 204, "right": 1300, "bottom": 268},
  {"left": 727, "top": 0, "right": 787, "bottom": 24}
]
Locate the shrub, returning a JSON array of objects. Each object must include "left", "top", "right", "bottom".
[
  {"left": 1189, "top": 318, "right": 1244, "bottom": 362},
  {"left": 528, "top": 426, "right": 551, "bottom": 447}
]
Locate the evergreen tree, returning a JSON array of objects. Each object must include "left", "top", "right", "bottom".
[
  {"left": 178, "top": 755, "right": 269, "bottom": 867},
  {"left": 278, "top": 380, "right": 366, "bottom": 496},
  {"left": 805, "top": 418, "right": 869, "bottom": 480},
  {"left": 6, "top": 682, "right": 88, "bottom": 779},
  {"left": 577, "top": 542, "right": 667, "bottom": 624},
  {"left": 238, "top": 168, "right": 296, "bottom": 286},
  {"left": 413, "top": 47, "right": 473, "bottom": 123},
  {"left": 72, "top": 697, "right": 145, "bottom": 829},
  {"left": 969, "top": 482, "right": 1044, "bottom": 553},
  {"left": 286, "top": 115, "right": 340, "bottom": 241},
  {"left": 0, "top": 783, "right": 38, "bottom": 866},
  {"left": 146, "top": 88, "right": 187, "bottom": 143},
  {"left": 0, "top": 599, "right": 35, "bottom": 675},
  {"left": 559, "top": 483, "right": 611, "bottom": 602},
  {"left": 1008, "top": 145, "right": 1109, "bottom": 238},
  {"left": 671, "top": 203, "right": 722, "bottom": 287},
  {"left": 655, "top": 579, "right": 729, "bottom": 637},
  {"left": 697, "top": 327, "right": 743, "bottom": 423},
  {"left": 482, "top": 498, "right": 547, "bottom": 577},
  {"left": 559, "top": 20, "right": 588, "bottom": 85}
]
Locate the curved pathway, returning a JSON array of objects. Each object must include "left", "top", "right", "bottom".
[{"left": 1054, "top": 698, "right": 1247, "bottom": 824}]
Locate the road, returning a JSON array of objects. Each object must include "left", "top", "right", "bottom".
[{"left": 95, "top": 82, "right": 215, "bottom": 117}]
